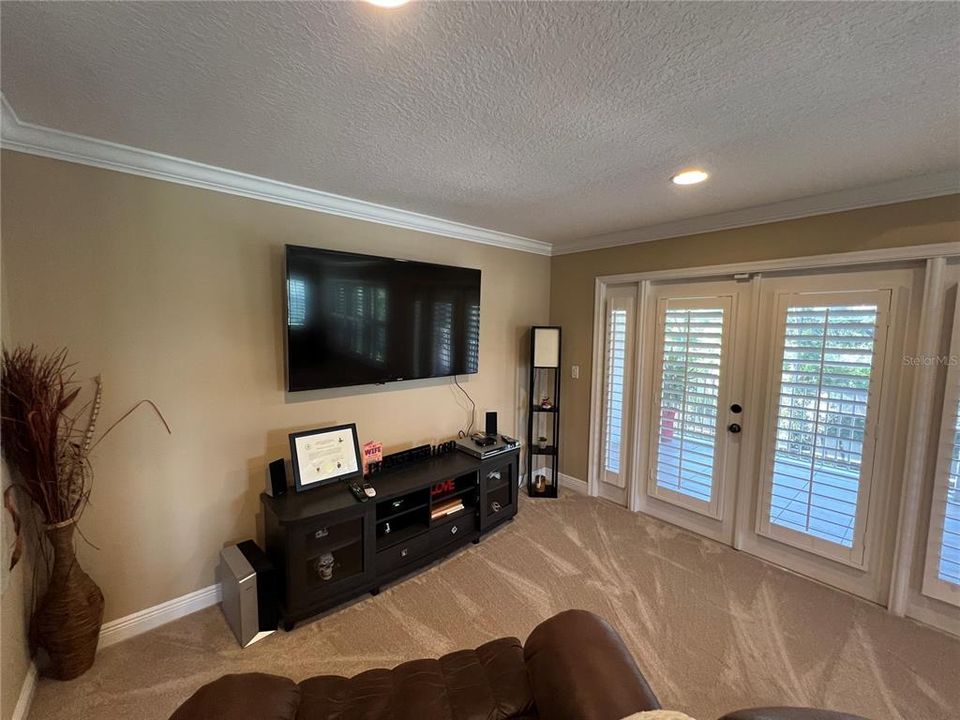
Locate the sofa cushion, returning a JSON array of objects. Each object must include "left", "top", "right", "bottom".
[
  {"left": 170, "top": 673, "right": 301, "bottom": 720},
  {"left": 296, "top": 637, "right": 535, "bottom": 720},
  {"left": 524, "top": 609, "right": 661, "bottom": 720}
]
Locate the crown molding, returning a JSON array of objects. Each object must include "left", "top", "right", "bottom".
[
  {"left": 0, "top": 95, "right": 552, "bottom": 256},
  {"left": 553, "top": 171, "right": 960, "bottom": 255},
  {"left": 3, "top": 94, "right": 956, "bottom": 259}
]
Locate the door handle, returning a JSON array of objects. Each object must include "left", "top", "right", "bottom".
[{"left": 728, "top": 423, "right": 742, "bottom": 434}]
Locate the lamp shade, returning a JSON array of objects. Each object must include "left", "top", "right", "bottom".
[{"left": 532, "top": 327, "right": 561, "bottom": 368}]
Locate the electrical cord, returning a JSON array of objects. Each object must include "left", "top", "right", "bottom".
[{"left": 453, "top": 375, "right": 475, "bottom": 438}]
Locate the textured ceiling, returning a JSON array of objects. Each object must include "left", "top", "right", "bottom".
[{"left": 2, "top": 1, "right": 958, "bottom": 246}]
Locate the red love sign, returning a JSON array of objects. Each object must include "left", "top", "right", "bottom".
[{"left": 431, "top": 480, "right": 455, "bottom": 496}]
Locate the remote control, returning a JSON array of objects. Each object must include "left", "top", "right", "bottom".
[{"left": 347, "top": 478, "right": 376, "bottom": 502}]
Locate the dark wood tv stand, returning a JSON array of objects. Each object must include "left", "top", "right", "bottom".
[{"left": 262, "top": 448, "right": 519, "bottom": 630}]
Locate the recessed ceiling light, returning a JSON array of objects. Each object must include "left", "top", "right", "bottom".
[
  {"left": 671, "top": 169, "right": 710, "bottom": 186},
  {"left": 365, "top": 0, "right": 410, "bottom": 7}
]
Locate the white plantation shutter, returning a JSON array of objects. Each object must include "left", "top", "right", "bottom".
[
  {"left": 649, "top": 298, "right": 730, "bottom": 516},
  {"left": 601, "top": 287, "right": 636, "bottom": 491},
  {"left": 603, "top": 308, "right": 628, "bottom": 474},
  {"left": 930, "top": 397, "right": 960, "bottom": 586},
  {"left": 923, "top": 294, "right": 960, "bottom": 606},
  {"left": 759, "top": 291, "right": 890, "bottom": 566}
]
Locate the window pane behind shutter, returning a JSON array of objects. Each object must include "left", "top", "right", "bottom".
[
  {"left": 655, "top": 307, "right": 725, "bottom": 502},
  {"left": 768, "top": 304, "right": 879, "bottom": 548},
  {"left": 935, "top": 395, "right": 960, "bottom": 585},
  {"left": 923, "top": 294, "right": 960, "bottom": 605},
  {"left": 604, "top": 309, "right": 628, "bottom": 473}
]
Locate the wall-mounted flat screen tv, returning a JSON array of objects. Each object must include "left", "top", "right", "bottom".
[{"left": 285, "top": 245, "right": 481, "bottom": 391}]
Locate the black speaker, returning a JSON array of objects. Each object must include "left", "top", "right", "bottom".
[
  {"left": 266, "top": 458, "right": 287, "bottom": 498},
  {"left": 485, "top": 411, "right": 498, "bottom": 436}
]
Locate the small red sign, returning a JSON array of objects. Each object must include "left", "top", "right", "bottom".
[{"left": 431, "top": 479, "right": 455, "bottom": 496}]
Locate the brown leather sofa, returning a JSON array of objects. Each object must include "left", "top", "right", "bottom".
[{"left": 170, "top": 610, "right": 867, "bottom": 720}]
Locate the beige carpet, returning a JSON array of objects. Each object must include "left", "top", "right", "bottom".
[{"left": 27, "top": 491, "right": 960, "bottom": 720}]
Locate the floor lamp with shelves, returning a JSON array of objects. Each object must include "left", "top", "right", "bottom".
[{"left": 527, "top": 325, "right": 561, "bottom": 498}]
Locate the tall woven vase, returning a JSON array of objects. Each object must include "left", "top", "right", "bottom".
[{"left": 33, "top": 519, "right": 105, "bottom": 680}]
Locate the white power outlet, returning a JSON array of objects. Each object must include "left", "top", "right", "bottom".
[{"left": 571, "top": 364, "right": 580, "bottom": 379}]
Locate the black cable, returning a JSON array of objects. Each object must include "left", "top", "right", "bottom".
[{"left": 453, "top": 375, "right": 475, "bottom": 438}]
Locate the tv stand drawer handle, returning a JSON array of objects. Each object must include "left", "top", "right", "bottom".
[
  {"left": 488, "top": 471, "right": 501, "bottom": 481},
  {"left": 315, "top": 528, "right": 329, "bottom": 539},
  {"left": 450, "top": 525, "right": 458, "bottom": 535}
]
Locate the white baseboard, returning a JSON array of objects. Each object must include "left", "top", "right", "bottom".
[
  {"left": 5, "top": 586, "right": 219, "bottom": 720},
  {"left": 99, "top": 583, "right": 221, "bottom": 649},
  {"left": 11, "top": 662, "right": 37, "bottom": 720},
  {"left": 89, "top": 476, "right": 580, "bottom": 654},
  {"left": 25, "top": 469, "right": 587, "bottom": 669},
  {"left": 519, "top": 471, "right": 588, "bottom": 495},
  {"left": 9, "top": 472, "right": 587, "bottom": 720},
  {"left": 558, "top": 473, "right": 588, "bottom": 494}
]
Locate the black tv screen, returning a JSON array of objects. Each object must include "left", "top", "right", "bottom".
[{"left": 285, "top": 245, "right": 481, "bottom": 391}]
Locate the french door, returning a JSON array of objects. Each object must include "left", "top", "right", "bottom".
[
  {"left": 740, "top": 270, "right": 908, "bottom": 601},
  {"left": 596, "top": 268, "right": 914, "bottom": 601},
  {"left": 637, "top": 280, "right": 750, "bottom": 543},
  {"left": 755, "top": 289, "right": 891, "bottom": 567}
]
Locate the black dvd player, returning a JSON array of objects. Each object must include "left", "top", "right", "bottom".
[{"left": 456, "top": 434, "right": 520, "bottom": 459}]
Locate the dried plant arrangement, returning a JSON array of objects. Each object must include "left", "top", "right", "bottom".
[
  {"left": 1, "top": 345, "right": 170, "bottom": 525},
  {"left": 0, "top": 344, "right": 171, "bottom": 679}
]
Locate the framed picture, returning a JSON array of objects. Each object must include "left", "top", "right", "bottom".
[{"left": 289, "top": 423, "right": 362, "bottom": 492}]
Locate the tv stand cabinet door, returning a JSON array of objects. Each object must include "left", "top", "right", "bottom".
[
  {"left": 285, "top": 508, "right": 374, "bottom": 615},
  {"left": 480, "top": 453, "right": 518, "bottom": 533}
]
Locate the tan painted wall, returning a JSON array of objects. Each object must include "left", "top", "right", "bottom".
[
  {"left": 550, "top": 195, "right": 960, "bottom": 481},
  {"left": 0, "top": 150, "right": 550, "bottom": 627},
  {"left": 1, "top": 146, "right": 956, "bottom": 694}
]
